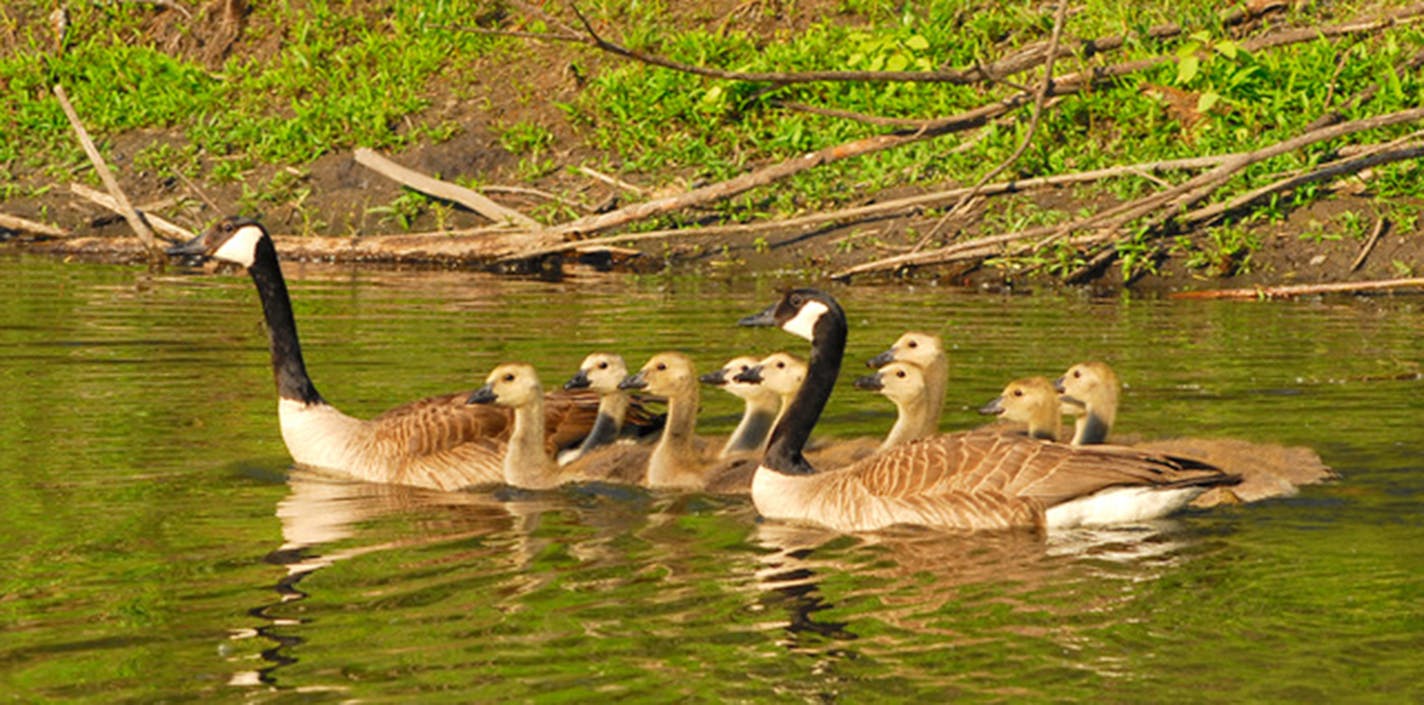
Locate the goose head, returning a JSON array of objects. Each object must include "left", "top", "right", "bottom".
[
  {"left": 468, "top": 363, "right": 544, "bottom": 409},
  {"left": 1054, "top": 361, "right": 1120, "bottom": 417},
  {"left": 700, "top": 355, "right": 776, "bottom": 403},
  {"left": 738, "top": 288, "right": 846, "bottom": 342},
  {"left": 867, "top": 331, "right": 944, "bottom": 369},
  {"left": 854, "top": 360, "right": 926, "bottom": 405},
  {"left": 621, "top": 352, "right": 698, "bottom": 398},
  {"left": 167, "top": 216, "right": 269, "bottom": 269},
  {"left": 979, "top": 376, "right": 1063, "bottom": 441},
  {"left": 736, "top": 352, "right": 807, "bottom": 398},
  {"left": 565, "top": 353, "right": 629, "bottom": 394}
]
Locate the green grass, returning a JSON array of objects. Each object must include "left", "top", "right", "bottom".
[{"left": 1, "top": 0, "right": 1421, "bottom": 275}]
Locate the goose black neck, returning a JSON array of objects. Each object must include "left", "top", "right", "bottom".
[
  {"left": 763, "top": 305, "right": 846, "bottom": 476},
  {"left": 248, "top": 236, "right": 323, "bottom": 405}
]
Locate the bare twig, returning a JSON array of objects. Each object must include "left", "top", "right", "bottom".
[
  {"left": 69, "top": 183, "right": 194, "bottom": 241},
  {"left": 353, "top": 148, "right": 540, "bottom": 228},
  {"left": 576, "top": 165, "right": 646, "bottom": 196},
  {"left": 910, "top": 0, "right": 1071, "bottom": 254},
  {"left": 53, "top": 84, "right": 160, "bottom": 254},
  {"left": 1170, "top": 277, "right": 1424, "bottom": 300},
  {"left": 1350, "top": 217, "right": 1389, "bottom": 272},
  {"left": 0, "top": 212, "right": 70, "bottom": 238}
]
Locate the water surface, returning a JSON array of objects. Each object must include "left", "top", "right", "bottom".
[{"left": 2, "top": 254, "right": 1420, "bottom": 702}]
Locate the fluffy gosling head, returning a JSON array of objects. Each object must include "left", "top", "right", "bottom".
[
  {"left": 621, "top": 352, "right": 698, "bottom": 397},
  {"left": 736, "top": 352, "right": 806, "bottom": 397},
  {"left": 1054, "top": 361, "right": 1120, "bottom": 415},
  {"left": 700, "top": 355, "right": 776, "bottom": 402},
  {"left": 854, "top": 360, "right": 926, "bottom": 405},
  {"left": 469, "top": 363, "right": 544, "bottom": 409},
  {"left": 868, "top": 331, "right": 944, "bottom": 369},
  {"left": 565, "top": 353, "right": 629, "bottom": 394},
  {"left": 979, "top": 376, "right": 1063, "bottom": 441}
]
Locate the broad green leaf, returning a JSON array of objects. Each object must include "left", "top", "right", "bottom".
[
  {"left": 904, "top": 35, "right": 930, "bottom": 51},
  {"left": 1196, "top": 91, "right": 1220, "bottom": 113},
  {"left": 1176, "top": 55, "right": 1200, "bottom": 84}
]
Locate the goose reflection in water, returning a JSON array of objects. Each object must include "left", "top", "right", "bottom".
[
  {"left": 747, "top": 517, "right": 1212, "bottom": 655},
  {"left": 231, "top": 468, "right": 654, "bottom": 690}
]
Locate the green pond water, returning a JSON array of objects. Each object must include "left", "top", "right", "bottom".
[{"left": 2, "top": 254, "right": 1421, "bottom": 703}]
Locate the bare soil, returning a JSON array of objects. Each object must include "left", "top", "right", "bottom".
[{"left": 4, "top": 1, "right": 1422, "bottom": 293}]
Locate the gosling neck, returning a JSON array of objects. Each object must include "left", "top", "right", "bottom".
[
  {"left": 505, "top": 395, "right": 560, "bottom": 489},
  {"left": 721, "top": 392, "right": 779, "bottom": 457},
  {"left": 920, "top": 355, "right": 947, "bottom": 437},
  {"left": 1071, "top": 411, "right": 1112, "bottom": 445},
  {"left": 882, "top": 392, "right": 931, "bottom": 450},
  {"left": 575, "top": 391, "right": 629, "bottom": 456},
  {"left": 647, "top": 384, "right": 703, "bottom": 487}
]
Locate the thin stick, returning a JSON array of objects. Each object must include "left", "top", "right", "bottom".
[
  {"left": 53, "top": 84, "right": 159, "bottom": 253},
  {"left": 910, "top": 0, "right": 1071, "bottom": 254},
  {"left": 353, "top": 148, "right": 540, "bottom": 228},
  {"left": 1350, "top": 217, "right": 1389, "bottom": 272},
  {"left": 1169, "top": 278, "right": 1424, "bottom": 300},
  {"left": 0, "top": 212, "right": 70, "bottom": 238},
  {"left": 576, "top": 165, "right": 646, "bottom": 195},
  {"left": 69, "top": 183, "right": 194, "bottom": 241}
]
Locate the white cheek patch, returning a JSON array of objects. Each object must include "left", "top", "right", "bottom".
[
  {"left": 211, "top": 224, "right": 266, "bottom": 268},
  {"left": 781, "top": 300, "right": 828, "bottom": 341}
]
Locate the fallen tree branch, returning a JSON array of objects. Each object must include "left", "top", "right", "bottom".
[
  {"left": 69, "top": 183, "right": 195, "bottom": 241},
  {"left": 834, "top": 106, "right": 1424, "bottom": 279},
  {"left": 0, "top": 212, "right": 70, "bottom": 238},
  {"left": 1169, "top": 277, "right": 1424, "bottom": 300},
  {"left": 353, "top": 147, "right": 540, "bottom": 228},
  {"left": 53, "top": 84, "right": 160, "bottom": 254},
  {"left": 503, "top": 152, "right": 1237, "bottom": 262}
]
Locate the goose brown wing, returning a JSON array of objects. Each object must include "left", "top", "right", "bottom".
[
  {"left": 542, "top": 389, "right": 607, "bottom": 453},
  {"left": 370, "top": 391, "right": 513, "bottom": 457},
  {"left": 841, "top": 431, "right": 1235, "bottom": 509}
]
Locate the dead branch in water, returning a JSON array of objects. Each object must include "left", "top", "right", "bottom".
[
  {"left": 1170, "top": 278, "right": 1424, "bottom": 300},
  {"left": 353, "top": 148, "right": 540, "bottom": 229},
  {"left": 53, "top": 84, "right": 162, "bottom": 255},
  {"left": 0, "top": 212, "right": 70, "bottom": 238}
]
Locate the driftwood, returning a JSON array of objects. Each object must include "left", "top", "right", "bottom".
[
  {"left": 53, "top": 84, "right": 160, "bottom": 254},
  {"left": 69, "top": 183, "right": 195, "bottom": 241},
  {"left": 23, "top": 229, "right": 566, "bottom": 266},
  {"left": 1170, "top": 278, "right": 1424, "bottom": 300},
  {"left": 353, "top": 148, "right": 540, "bottom": 228},
  {"left": 0, "top": 212, "right": 69, "bottom": 238}
]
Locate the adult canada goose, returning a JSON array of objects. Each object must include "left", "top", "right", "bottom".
[
  {"left": 738, "top": 288, "right": 1240, "bottom": 533},
  {"left": 978, "top": 376, "right": 1071, "bottom": 441},
  {"left": 1054, "top": 361, "right": 1335, "bottom": 504},
  {"left": 621, "top": 352, "right": 755, "bottom": 490},
  {"left": 560, "top": 353, "right": 640, "bottom": 465},
  {"left": 867, "top": 331, "right": 947, "bottom": 437},
  {"left": 166, "top": 216, "right": 653, "bottom": 491},
  {"left": 854, "top": 361, "right": 939, "bottom": 450},
  {"left": 700, "top": 355, "right": 782, "bottom": 458},
  {"left": 740, "top": 352, "right": 879, "bottom": 473}
]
